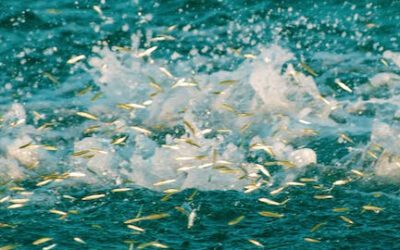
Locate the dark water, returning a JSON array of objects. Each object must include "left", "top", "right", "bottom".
[{"left": 1, "top": 0, "right": 400, "bottom": 249}]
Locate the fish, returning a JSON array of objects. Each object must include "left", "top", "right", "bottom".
[
  {"left": 93, "top": 5, "right": 103, "bottom": 16},
  {"left": 270, "top": 187, "right": 285, "bottom": 195},
  {"left": 136, "top": 46, "right": 158, "bottom": 58},
  {"left": 159, "top": 67, "right": 174, "bottom": 78},
  {"left": 183, "top": 120, "right": 196, "bottom": 135},
  {"left": 304, "top": 238, "right": 320, "bottom": 243},
  {"left": 0, "top": 196, "right": 10, "bottom": 203},
  {"left": 183, "top": 139, "right": 201, "bottom": 148},
  {"left": 149, "top": 35, "right": 176, "bottom": 42},
  {"left": 258, "top": 211, "right": 284, "bottom": 218},
  {"left": 111, "top": 136, "right": 128, "bottom": 145},
  {"left": 264, "top": 161, "right": 296, "bottom": 168},
  {"left": 49, "top": 209, "right": 67, "bottom": 216},
  {"left": 248, "top": 239, "right": 263, "bottom": 247},
  {"left": 200, "top": 128, "right": 213, "bottom": 135},
  {"left": 131, "top": 126, "right": 152, "bottom": 135},
  {"left": 351, "top": 170, "right": 364, "bottom": 177},
  {"left": 175, "top": 206, "right": 187, "bottom": 215},
  {"left": 163, "top": 189, "right": 180, "bottom": 194},
  {"left": 63, "top": 195, "right": 76, "bottom": 201},
  {"left": 212, "top": 91, "right": 225, "bottom": 95},
  {"left": 300, "top": 178, "right": 317, "bottom": 182},
  {"left": 187, "top": 209, "right": 196, "bottom": 229},
  {"left": 143, "top": 100, "right": 153, "bottom": 106},
  {"left": 111, "top": 188, "right": 132, "bottom": 193},
  {"left": 255, "top": 164, "right": 272, "bottom": 178},
  {"left": 332, "top": 207, "right": 349, "bottom": 213},
  {"left": 19, "top": 141, "right": 33, "bottom": 149},
  {"left": 43, "top": 72, "right": 59, "bottom": 84},
  {"left": 42, "top": 145, "right": 58, "bottom": 151},
  {"left": 0, "top": 223, "right": 14, "bottom": 228},
  {"left": 167, "top": 25, "right": 177, "bottom": 32},
  {"left": 219, "top": 79, "right": 237, "bottom": 85},
  {"left": 148, "top": 76, "right": 164, "bottom": 92},
  {"left": 175, "top": 156, "right": 197, "bottom": 161},
  {"left": 340, "top": 216, "right": 354, "bottom": 224},
  {"left": 137, "top": 242, "right": 168, "bottom": 249},
  {"left": 335, "top": 79, "right": 353, "bottom": 93},
  {"left": 314, "top": 195, "right": 334, "bottom": 200},
  {"left": 299, "top": 119, "right": 312, "bottom": 125},
  {"left": 42, "top": 244, "right": 57, "bottom": 250},
  {"left": 32, "top": 238, "right": 52, "bottom": 246},
  {"left": 300, "top": 61, "right": 318, "bottom": 77},
  {"left": 9, "top": 187, "right": 25, "bottom": 191},
  {"left": 362, "top": 205, "right": 383, "bottom": 213},
  {"left": 73, "top": 237, "right": 86, "bottom": 244},
  {"left": 172, "top": 78, "right": 198, "bottom": 88},
  {"left": 67, "top": 172, "right": 86, "bottom": 178},
  {"left": 7, "top": 204, "right": 24, "bottom": 209},
  {"left": 117, "top": 103, "right": 146, "bottom": 110},
  {"left": 37, "top": 122, "right": 55, "bottom": 131},
  {"left": 81, "top": 194, "right": 105, "bottom": 201},
  {"left": 339, "top": 133, "right": 354, "bottom": 143},
  {"left": 153, "top": 179, "right": 176, "bottom": 187},
  {"left": 219, "top": 103, "right": 237, "bottom": 113},
  {"left": 177, "top": 166, "right": 196, "bottom": 172},
  {"left": 228, "top": 215, "right": 245, "bottom": 226},
  {"left": 250, "top": 144, "right": 275, "bottom": 156},
  {"left": 258, "top": 197, "right": 289, "bottom": 206},
  {"left": 244, "top": 182, "right": 262, "bottom": 193},
  {"left": 310, "top": 222, "right": 327, "bottom": 232},
  {"left": 380, "top": 58, "right": 389, "bottom": 66},
  {"left": 9, "top": 198, "right": 29, "bottom": 204},
  {"left": 127, "top": 224, "right": 145, "bottom": 232},
  {"left": 332, "top": 179, "right": 350, "bottom": 186},
  {"left": 367, "top": 150, "right": 378, "bottom": 159},
  {"left": 67, "top": 55, "right": 86, "bottom": 64},
  {"left": 77, "top": 85, "right": 93, "bottom": 96},
  {"left": 0, "top": 245, "right": 17, "bottom": 250},
  {"left": 91, "top": 92, "right": 103, "bottom": 101},
  {"left": 76, "top": 111, "right": 98, "bottom": 121},
  {"left": 243, "top": 54, "right": 257, "bottom": 59},
  {"left": 124, "top": 213, "right": 169, "bottom": 224},
  {"left": 216, "top": 129, "right": 232, "bottom": 134},
  {"left": 36, "top": 179, "right": 53, "bottom": 187},
  {"left": 160, "top": 193, "right": 174, "bottom": 202},
  {"left": 286, "top": 181, "right": 306, "bottom": 186},
  {"left": 112, "top": 46, "right": 132, "bottom": 52}
]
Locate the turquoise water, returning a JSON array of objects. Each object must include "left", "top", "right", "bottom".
[{"left": 1, "top": 0, "right": 400, "bottom": 249}]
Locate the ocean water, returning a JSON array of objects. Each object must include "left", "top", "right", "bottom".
[{"left": 1, "top": 0, "right": 400, "bottom": 249}]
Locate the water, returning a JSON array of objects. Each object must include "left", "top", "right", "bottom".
[{"left": 1, "top": 0, "right": 400, "bottom": 249}]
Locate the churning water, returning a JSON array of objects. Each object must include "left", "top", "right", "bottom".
[{"left": 1, "top": 0, "right": 400, "bottom": 249}]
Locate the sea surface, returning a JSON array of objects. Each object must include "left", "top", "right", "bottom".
[{"left": 1, "top": 0, "right": 400, "bottom": 249}]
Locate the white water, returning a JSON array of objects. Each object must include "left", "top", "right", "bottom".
[{"left": 2, "top": 42, "right": 400, "bottom": 190}]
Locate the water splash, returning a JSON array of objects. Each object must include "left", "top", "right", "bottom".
[{"left": 2, "top": 39, "right": 400, "bottom": 191}]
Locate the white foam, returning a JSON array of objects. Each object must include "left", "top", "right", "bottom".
[
  {"left": 76, "top": 43, "right": 328, "bottom": 190},
  {"left": 2, "top": 103, "right": 26, "bottom": 127},
  {"left": 73, "top": 137, "right": 117, "bottom": 183},
  {"left": 0, "top": 157, "right": 25, "bottom": 181},
  {"left": 383, "top": 50, "right": 400, "bottom": 68},
  {"left": 7, "top": 135, "right": 40, "bottom": 167},
  {"left": 8, "top": 42, "right": 400, "bottom": 191},
  {"left": 288, "top": 148, "right": 317, "bottom": 167},
  {"left": 370, "top": 73, "right": 400, "bottom": 87}
]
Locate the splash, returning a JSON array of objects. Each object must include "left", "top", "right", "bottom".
[{"left": 2, "top": 40, "right": 400, "bottom": 191}]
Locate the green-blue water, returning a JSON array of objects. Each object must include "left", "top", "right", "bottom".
[{"left": 1, "top": 0, "right": 400, "bottom": 249}]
